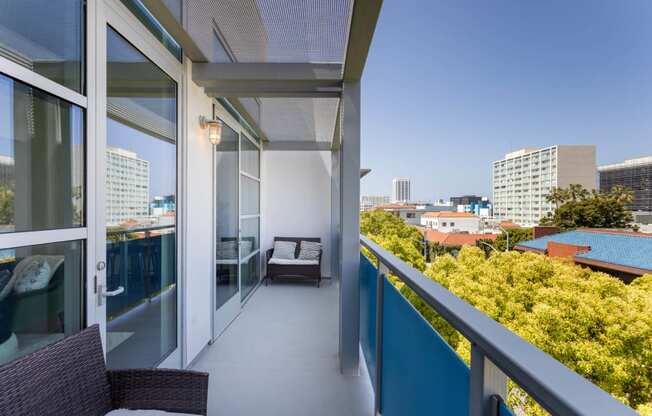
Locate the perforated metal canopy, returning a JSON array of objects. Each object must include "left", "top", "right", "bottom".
[{"left": 182, "top": 0, "right": 352, "bottom": 146}]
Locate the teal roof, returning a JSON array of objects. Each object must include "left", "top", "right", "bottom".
[{"left": 517, "top": 230, "right": 652, "bottom": 272}]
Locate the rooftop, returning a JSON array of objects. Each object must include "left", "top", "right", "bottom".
[
  {"left": 423, "top": 230, "right": 498, "bottom": 247},
  {"left": 421, "top": 211, "right": 478, "bottom": 218},
  {"left": 515, "top": 229, "right": 652, "bottom": 274}
]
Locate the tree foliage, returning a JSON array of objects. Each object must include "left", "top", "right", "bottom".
[
  {"left": 360, "top": 209, "right": 651, "bottom": 415},
  {"left": 540, "top": 184, "right": 636, "bottom": 230},
  {"left": 476, "top": 227, "right": 533, "bottom": 256}
]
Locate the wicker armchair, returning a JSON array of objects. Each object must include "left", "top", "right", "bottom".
[
  {"left": 0, "top": 325, "right": 209, "bottom": 416},
  {"left": 265, "top": 237, "right": 322, "bottom": 287}
]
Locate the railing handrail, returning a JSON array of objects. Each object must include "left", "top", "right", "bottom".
[
  {"left": 107, "top": 224, "right": 175, "bottom": 235},
  {"left": 360, "top": 234, "right": 637, "bottom": 416}
]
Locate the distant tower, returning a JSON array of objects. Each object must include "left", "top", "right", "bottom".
[{"left": 392, "top": 178, "right": 411, "bottom": 203}]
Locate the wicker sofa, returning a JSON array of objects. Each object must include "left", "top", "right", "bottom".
[
  {"left": 0, "top": 325, "right": 209, "bottom": 416},
  {"left": 266, "top": 237, "right": 322, "bottom": 287}
]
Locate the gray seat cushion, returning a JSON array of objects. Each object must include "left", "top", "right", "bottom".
[{"left": 106, "top": 410, "right": 196, "bottom": 415}]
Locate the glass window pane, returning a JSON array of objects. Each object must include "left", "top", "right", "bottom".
[
  {"left": 240, "top": 217, "right": 259, "bottom": 260},
  {"left": 0, "top": 240, "right": 84, "bottom": 366},
  {"left": 119, "top": 0, "right": 183, "bottom": 62},
  {"left": 240, "top": 176, "right": 259, "bottom": 216},
  {"left": 106, "top": 27, "right": 177, "bottom": 369},
  {"left": 240, "top": 252, "right": 259, "bottom": 301},
  {"left": 215, "top": 122, "right": 238, "bottom": 309},
  {"left": 0, "top": 0, "right": 84, "bottom": 92},
  {"left": 240, "top": 136, "right": 259, "bottom": 178},
  {"left": 0, "top": 74, "right": 85, "bottom": 233}
]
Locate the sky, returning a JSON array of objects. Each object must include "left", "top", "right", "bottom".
[{"left": 360, "top": 0, "right": 652, "bottom": 201}]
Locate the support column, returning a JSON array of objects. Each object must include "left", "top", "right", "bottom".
[{"left": 339, "top": 81, "right": 361, "bottom": 375}]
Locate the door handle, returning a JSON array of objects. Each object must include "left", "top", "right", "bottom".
[
  {"left": 102, "top": 286, "right": 125, "bottom": 297},
  {"left": 97, "top": 284, "right": 125, "bottom": 306}
]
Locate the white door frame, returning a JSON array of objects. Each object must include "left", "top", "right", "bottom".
[{"left": 90, "top": 0, "right": 185, "bottom": 369}]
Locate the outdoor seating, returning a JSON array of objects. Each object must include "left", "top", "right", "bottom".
[{"left": 266, "top": 237, "right": 322, "bottom": 287}]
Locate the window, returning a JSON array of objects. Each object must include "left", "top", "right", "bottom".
[
  {"left": 450, "top": 222, "right": 455, "bottom": 227},
  {"left": 0, "top": 240, "right": 84, "bottom": 366},
  {"left": 0, "top": 0, "right": 85, "bottom": 92},
  {"left": 442, "top": 222, "right": 447, "bottom": 227},
  {"left": 0, "top": 74, "right": 85, "bottom": 233}
]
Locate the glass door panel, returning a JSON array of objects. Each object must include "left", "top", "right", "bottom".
[
  {"left": 239, "top": 135, "right": 260, "bottom": 302},
  {"left": 215, "top": 123, "right": 239, "bottom": 311},
  {"left": 104, "top": 27, "right": 177, "bottom": 369}
]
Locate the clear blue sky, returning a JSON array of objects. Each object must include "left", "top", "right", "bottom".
[{"left": 361, "top": 0, "right": 652, "bottom": 201}]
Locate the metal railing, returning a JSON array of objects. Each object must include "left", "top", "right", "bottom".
[{"left": 360, "top": 235, "right": 636, "bottom": 416}]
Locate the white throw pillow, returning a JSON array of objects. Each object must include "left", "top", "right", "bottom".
[
  {"left": 13, "top": 260, "right": 51, "bottom": 294},
  {"left": 298, "top": 241, "right": 321, "bottom": 261},
  {"left": 271, "top": 241, "right": 296, "bottom": 260}
]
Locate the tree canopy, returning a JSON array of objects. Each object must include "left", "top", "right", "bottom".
[
  {"left": 540, "top": 184, "right": 636, "bottom": 230},
  {"left": 360, "top": 209, "right": 652, "bottom": 415}
]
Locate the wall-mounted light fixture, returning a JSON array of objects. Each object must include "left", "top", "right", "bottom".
[{"left": 199, "top": 116, "right": 223, "bottom": 145}]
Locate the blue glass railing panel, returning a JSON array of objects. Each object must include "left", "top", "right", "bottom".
[
  {"left": 499, "top": 399, "right": 515, "bottom": 416},
  {"left": 381, "top": 277, "right": 470, "bottom": 416},
  {"left": 106, "top": 232, "right": 176, "bottom": 319},
  {"left": 359, "top": 253, "right": 377, "bottom": 388}
]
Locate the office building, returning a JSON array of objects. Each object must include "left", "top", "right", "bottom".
[
  {"left": 492, "top": 146, "right": 596, "bottom": 226},
  {"left": 360, "top": 195, "right": 390, "bottom": 211},
  {"left": 392, "top": 177, "right": 411, "bottom": 203},
  {"left": 106, "top": 147, "right": 150, "bottom": 226},
  {"left": 599, "top": 156, "right": 652, "bottom": 212}
]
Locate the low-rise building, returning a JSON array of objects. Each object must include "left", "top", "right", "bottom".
[
  {"left": 420, "top": 211, "right": 482, "bottom": 233},
  {"left": 515, "top": 229, "right": 652, "bottom": 283},
  {"left": 374, "top": 203, "right": 451, "bottom": 226},
  {"left": 423, "top": 229, "right": 499, "bottom": 247}
]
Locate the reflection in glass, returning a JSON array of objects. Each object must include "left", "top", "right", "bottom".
[
  {"left": 106, "top": 27, "right": 177, "bottom": 369},
  {"left": 240, "top": 253, "right": 259, "bottom": 302},
  {"left": 240, "top": 136, "right": 260, "bottom": 178},
  {"left": 0, "top": 240, "right": 83, "bottom": 366},
  {"left": 215, "top": 123, "right": 239, "bottom": 310},
  {"left": 240, "top": 176, "right": 260, "bottom": 216},
  {"left": 119, "top": 0, "right": 182, "bottom": 62},
  {"left": 0, "top": 0, "right": 84, "bottom": 92},
  {"left": 0, "top": 74, "right": 85, "bottom": 233},
  {"left": 240, "top": 218, "right": 259, "bottom": 260}
]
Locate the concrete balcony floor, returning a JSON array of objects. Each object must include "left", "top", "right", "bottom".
[{"left": 190, "top": 279, "right": 374, "bottom": 416}]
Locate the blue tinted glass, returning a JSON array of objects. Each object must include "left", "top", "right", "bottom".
[
  {"left": 359, "top": 254, "right": 377, "bottom": 387},
  {"left": 120, "top": 0, "right": 182, "bottom": 62},
  {"left": 381, "top": 277, "right": 470, "bottom": 415}
]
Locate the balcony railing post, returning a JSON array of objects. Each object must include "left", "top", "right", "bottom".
[
  {"left": 374, "top": 260, "right": 389, "bottom": 416},
  {"left": 469, "top": 343, "right": 508, "bottom": 416}
]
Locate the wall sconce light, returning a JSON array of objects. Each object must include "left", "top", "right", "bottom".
[{"left": 200, "top": 116, "right": 223, "bottom": 145}]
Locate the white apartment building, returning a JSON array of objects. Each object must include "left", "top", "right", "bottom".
[
  {"left": 106, "top": 147, "right": 150, "bottom": 226},
  {"left": 492, "top": 145, "right": 596, "bottom": 226},
  {"left": 392, "top": 177, "right": 411, "bottom": 203},
  {"left": 360, "top": 195, "right": 390, "bottom": 211},
  {"left": 420, "top": 211, "right": 482, "bottom": 233}
]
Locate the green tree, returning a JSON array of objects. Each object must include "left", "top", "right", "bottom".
[
  {"left": 0, "top": 183, "right": 14, "bottom": 226},
  {"left": 361, "top": 210, "right": 424, "bottom": 270},
  {"left": 540, "top": 184, "right": 635, "bottom": 230},
  {"left": 476, "top": 228, "right": 534, "bottom": 256}
]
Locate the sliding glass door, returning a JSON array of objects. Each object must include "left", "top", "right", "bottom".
[
  {"left": 213, "top": 106, "right": 261, "bottom": 339},
  {"left": 102, "top": 22, "right": 178, "bottom": 368}
]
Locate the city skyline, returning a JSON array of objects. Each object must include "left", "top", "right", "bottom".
[{"left": 361, "top": 0, "right": 652, "bottom": 200}]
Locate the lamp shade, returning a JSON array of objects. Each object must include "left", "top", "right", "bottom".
[{"left": 208, "top": 121, "right": 222, "bottom": 145}]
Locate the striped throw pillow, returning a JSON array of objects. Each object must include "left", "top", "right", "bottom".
[{"left": 298, "top": 241, "right": 321, "bottom": 261}]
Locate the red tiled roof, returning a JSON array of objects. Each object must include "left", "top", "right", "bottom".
[
  {"left": 422, "top": 211, "right": 478, "bottom": 218},
  {"left": 499, "top": 221, "right": 521, "bottom": 229},
  {"left": 422, "top": 230, "right": 498, "bottom": 247},
  {"left": 374, "top": 204, "right": 417, "bottom": 210}
]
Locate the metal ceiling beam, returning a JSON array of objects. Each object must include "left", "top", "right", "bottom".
[
  {"left": 139, "top": 0, "right": 208, "bottom": 62},
  {"left": 264, "top": 141, "right": 333, "bottom": 151},
  {"left": 204, "top": 83, "right": 341, "bottom": 98},
  {"left": 343, "top": 0, "right": 383, "bottom": 81},
  {"left": 193, "top": 63, "right": 343, "bottom": 85}
]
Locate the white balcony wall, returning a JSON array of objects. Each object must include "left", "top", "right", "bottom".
[
  {"left": 183, "top": 61, "right": 214, "bottom": 366},
  {"left": 262, "top": 151, "right": 333, "bottom": 278}
]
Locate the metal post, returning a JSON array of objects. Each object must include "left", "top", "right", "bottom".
[
  {"left": 339, "top": 81, "right": 361, "bottom": 375},
  {"left": 469, "top": 343, "right": 508, "bottom": 416},
  {"left": 374, "top": 261, "right": 389, "bottom": 415}
]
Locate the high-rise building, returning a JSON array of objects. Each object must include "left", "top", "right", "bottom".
[
  {"left": 598, "top": 156, "right": 652, "bottom": 212},
  {"left": 392, "top": 178, "right": 411, "bottom": 203},
  {"left": 106, "top": 147, "right": 150, "bottom": 226},
  {"left": 492, "top": 145, "right": 596, "bottom": 226},
  {"left": 360, "top": 195, "right": 390, "bottom": 211}
]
